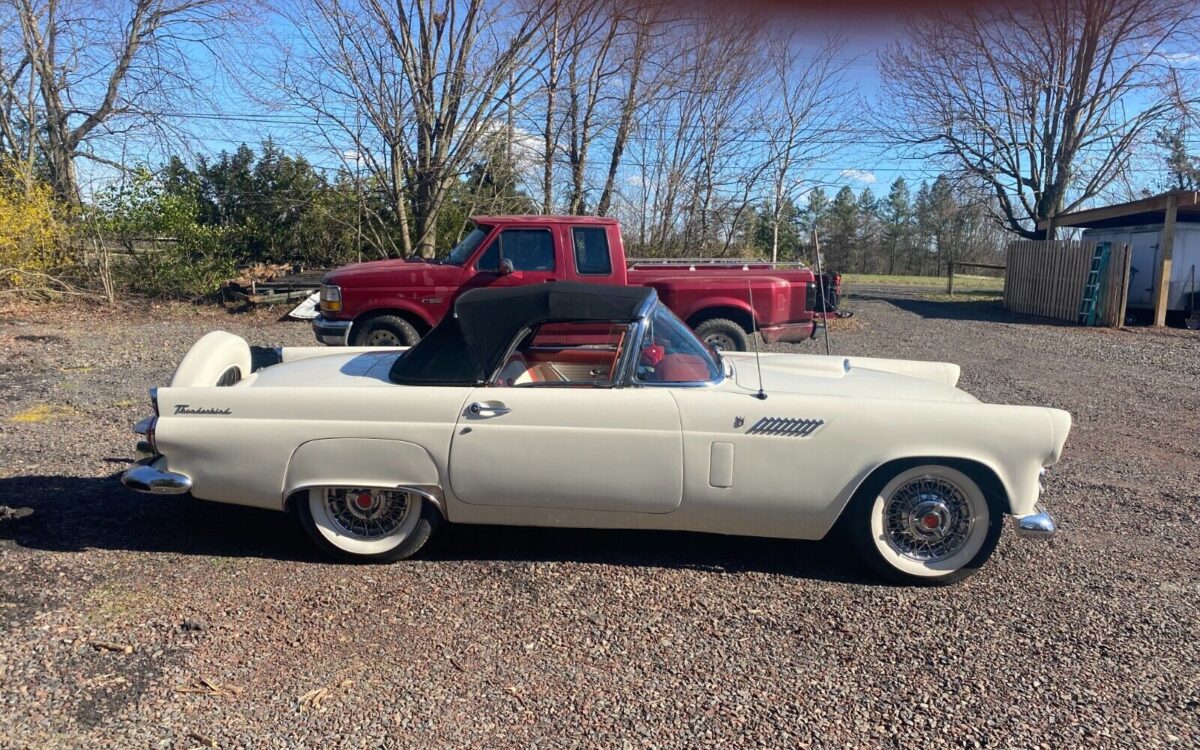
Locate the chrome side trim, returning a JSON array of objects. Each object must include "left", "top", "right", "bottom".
[
  {"left": 121, "top": 464, "right": 192, "bottom": 495},
  {"left": 1012, "top": 506, "right": 1057, "bottom": 539}
]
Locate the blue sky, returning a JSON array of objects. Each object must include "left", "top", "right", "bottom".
[{"left": 87, "top": 7, "right": 1192, "bottom": 208}]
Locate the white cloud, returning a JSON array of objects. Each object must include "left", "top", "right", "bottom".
[
  {"left": 1156, "top": 51, "right": 1200, "bottom": 66},
  {"left": 840, "top": 169, "right": 877, "bottom": 185}
]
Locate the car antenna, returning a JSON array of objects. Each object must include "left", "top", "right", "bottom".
[
  {"left": 747, "top": 282, "right": 767, "bottom": 400},
  {"left": 812, "top": 227, "right": 832, "bottom": 356}
]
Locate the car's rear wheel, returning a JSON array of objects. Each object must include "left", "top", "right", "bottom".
[
  {"left": 849, "top": 464, "right": 1002, "bottom": 585},
  {"left": 352, "top": 315, "right": 421, "bottom": 347},
  {"left": 694, "top": 318, "right": 750, "bottom": 352},
  {"left": 298, "top": 487, "right": 439, "bottom": 562}
]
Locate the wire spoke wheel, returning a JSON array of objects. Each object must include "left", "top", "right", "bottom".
[
  {"left": 883, "top": 476, "right": 975, "bottom": 562},
  {"left": 859, "top": 464, "right": 999, "bottom": 584},
  {"left": 324, "top": 488, "right": 414, "bottom": 541},
  {"left": 302, "top": 486, "right": 436, "bottom": 561}
]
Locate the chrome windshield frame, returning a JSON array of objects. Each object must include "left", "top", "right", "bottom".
[{"left": 624, "top": 299, "right": 725, "bottom": 389}]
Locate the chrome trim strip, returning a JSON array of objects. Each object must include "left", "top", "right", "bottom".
[
  {"left": 1012, "top": 506, "right": 1057, "bottom": 539},
  {"left": 121, "top": 464, "right": 192, "bottom": 495}
]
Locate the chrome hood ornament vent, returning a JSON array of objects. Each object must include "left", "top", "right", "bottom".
[{"left": 746, "top": 417, "right": 825, "bottom": 437}]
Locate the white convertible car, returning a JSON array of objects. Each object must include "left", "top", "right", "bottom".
[{"left": 122, "top": 283, "right": 1068, "bottom": 585}]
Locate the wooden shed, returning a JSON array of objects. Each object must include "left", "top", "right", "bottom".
[{"left": 1040, "top": 191, "right": 1200, "bottom": 326}]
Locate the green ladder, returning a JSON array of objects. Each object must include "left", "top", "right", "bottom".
[{"left": 1078, "top": 242, "right": 1111, "bottom": 326}]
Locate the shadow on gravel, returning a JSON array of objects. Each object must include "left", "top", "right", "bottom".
[
  {"left": 426, "top": 523, "right": 873, "bottom": 584},
  {"left": 0, "top": 473, "right": 317, "bottom": 562},
  {"left": 0, "top": 473, "right": 874, "bottom": 583},
  {"left": 851, "top": 292, "right": 1070, "bottom": 326}
]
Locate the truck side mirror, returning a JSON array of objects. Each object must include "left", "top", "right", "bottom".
[{"left": 498, "top": 258, "right": 514, "bottom": 276}]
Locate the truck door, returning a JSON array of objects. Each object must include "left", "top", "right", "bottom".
[{"left": 472, "top": 226, "right": 560, "bottom": 286}]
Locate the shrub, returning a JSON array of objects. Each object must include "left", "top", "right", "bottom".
[{"left": 0, "top": 166, "right": 71, "bottom": 292}]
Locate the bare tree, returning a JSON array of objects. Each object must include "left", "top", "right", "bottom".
[
  {"left": 277, "top": 0, "right": 547, "bottom": 258},
  {"left": 882, "top": 0, "right": 1199, "bottom": 239},
  {"left": 761, "top": 33, "right": 852, "bottom": 262},
  {"left": 0, "top": 0, "right": 238, "bottom": 202}
]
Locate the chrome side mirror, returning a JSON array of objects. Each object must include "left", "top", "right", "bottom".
[{"left": 498, "top": 258, "right": 514, "bottom": 276}]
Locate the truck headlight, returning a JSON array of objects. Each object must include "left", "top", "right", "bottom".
[{"left": 320, "top": 284, "right": 342, "bottom": 313}]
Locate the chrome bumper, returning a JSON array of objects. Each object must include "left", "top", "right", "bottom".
[
  {"left": 1012, "top": 506, "right": 1057, "bottom": 539},
  {"left": 312, "top": 315, "right": 352, "bottom": 346},
  {"left": 121, "top": 462, "right": 192, "bottom": 495}
]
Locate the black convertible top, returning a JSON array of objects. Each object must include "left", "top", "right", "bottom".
[{"left": 389, "top": 282, "right": 655, "bottom": 386}]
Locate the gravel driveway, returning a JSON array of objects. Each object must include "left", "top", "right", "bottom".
[{"left": 1, "top": 293, "right": 1197, "bottom": 749}]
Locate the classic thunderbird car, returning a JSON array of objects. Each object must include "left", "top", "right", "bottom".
[{"left": 122, "top": 282, "right": 1068, "bottom": 584}]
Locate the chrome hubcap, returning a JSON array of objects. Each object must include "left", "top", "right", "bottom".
[
  {"left": 367, "top": 330, "right": 401, "bottom": 346},
  {"left": 705, "top": 333, "right": 736, "bottom": 351},
  {"left": 884, "top": 476, "right": 975, "bottom": 562},
  {"left": 324, "top": 488, "right": 412, "bottom": 540}
]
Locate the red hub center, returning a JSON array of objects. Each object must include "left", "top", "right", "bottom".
[
  {"left": 921, "top": 513, "right": 940, "bottom": 529},
  {"left": 355, "top": 492, "right": 374, "bottom": 509}
]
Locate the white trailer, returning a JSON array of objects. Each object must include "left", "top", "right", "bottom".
[{"left": 1082, "top": 222, "right": 1200, "bottom": 314}]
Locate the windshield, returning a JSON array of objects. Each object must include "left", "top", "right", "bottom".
[
  {"left": 636, "top": 303, "right": 722, "bottom": 384},
  {"left": 444, "top": 226, "right": 489, "bottom": 266}
]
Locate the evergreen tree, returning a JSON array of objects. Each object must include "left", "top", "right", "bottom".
[
  {"left": 827, "top": 186, "right": 858, "bottom": 271},
  {"left": 882, "top": 177, "right": 911, "bottom": 275}
]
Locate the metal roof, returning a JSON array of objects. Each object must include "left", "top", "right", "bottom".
[{"left": 1039, "top": 190, "right": 1200, "bottom": 230}]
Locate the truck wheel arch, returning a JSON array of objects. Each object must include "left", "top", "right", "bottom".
[
  {"left": 356, "top": 307, "right": 433, "bottom": 334},
  {"left": 686, "top": 306, "right": 754, "bottom": 334},
  {"left": 283, "top": 438, "right": 446, "bottom": 518}
]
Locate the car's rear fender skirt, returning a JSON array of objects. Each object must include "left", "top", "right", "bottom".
[
  {"left": 282, "top": 438, "right": 446, "bottom": 517},
  {"left": 824, "top": 455, "right": 1016, "bottom": 539}
]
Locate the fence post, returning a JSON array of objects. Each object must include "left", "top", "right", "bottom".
[{"left": 947, "top": 262, "right": 955, "bottom": 296}]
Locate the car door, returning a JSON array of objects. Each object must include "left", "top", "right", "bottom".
[{"left": 447, "top": 386, "right": 684, "bottom": 513}]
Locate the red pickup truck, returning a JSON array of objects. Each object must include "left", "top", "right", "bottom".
[{"left": 313, "top": 215, "right": 837, "bottom": 352}]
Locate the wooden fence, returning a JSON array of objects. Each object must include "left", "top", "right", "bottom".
[{"left": 1004, "top": 240, "right": 1132, "bottom": 327}]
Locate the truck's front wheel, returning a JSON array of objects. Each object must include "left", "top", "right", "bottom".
[
  {"left": 694, "top": 318, "right": 750, "bottom": 352},
  {"left": 352, "top": 314, "right": 421, "bottom": 347}
]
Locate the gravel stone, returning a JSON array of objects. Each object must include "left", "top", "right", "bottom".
[{"left": 0, "top": 292, "right": 1197, "bottom": 749}]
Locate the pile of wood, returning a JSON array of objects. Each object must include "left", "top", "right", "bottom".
[{"left": 222, "top": 264, "right": 328, "bottom": 307}]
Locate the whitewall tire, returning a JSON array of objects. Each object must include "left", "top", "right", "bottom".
[
  {"left": 297, "top": 487, "right": 439, "bottom": 562},
  {"left": 850, "top": 464, "right": 1002, "bottom": 585}
]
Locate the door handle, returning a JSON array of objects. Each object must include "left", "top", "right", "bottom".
[{"left": 468, "top": 401, "right": 511, "bottom": 418}]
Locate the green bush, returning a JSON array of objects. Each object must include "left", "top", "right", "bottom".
[{"left": 88, "top": 169, "right": 236, "bottom": 299}]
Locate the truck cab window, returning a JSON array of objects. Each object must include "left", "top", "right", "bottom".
[
  {"left": 499, "top": 229, "right": 555, "bottom": 271},
  {"left": 572, "top": 227, "right": 612, "bottom": 275}
]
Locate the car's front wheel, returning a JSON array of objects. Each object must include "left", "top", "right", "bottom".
[
  {"left": 849, "top": 464, "right": 1002, "bottom": 585},
  {"left": 298, "top": 487, "right": 440, "bottom": 562}
]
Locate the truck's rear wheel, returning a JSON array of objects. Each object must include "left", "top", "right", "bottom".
[
  {"left": 694, "top": 318, "right": 750, "bottom": 352},
  {"left": 352, "top": 315, "right": 421, "bottom": 347}
]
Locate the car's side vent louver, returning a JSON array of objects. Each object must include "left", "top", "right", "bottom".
[{"left": 746, "top": 417, "right": 825, "bottom": 437}]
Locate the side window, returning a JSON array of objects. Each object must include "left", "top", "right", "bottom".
[
  {"left": 475, "top": 241, "right": 499, "bottom": 271},
  {"left": 572, "top": 227, "right": 612, "bottom": 275},
  {"left": 492, "top": 322, "right": 631, "bottom": 387},
  {"left": 500, "top": 229, "right": 555, "bottom": 271}
]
